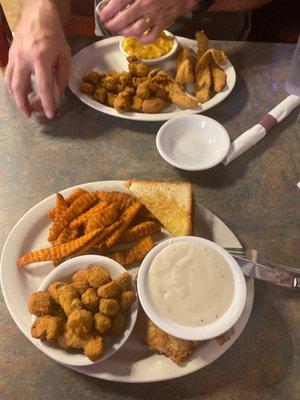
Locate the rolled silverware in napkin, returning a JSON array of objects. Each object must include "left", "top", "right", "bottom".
[
  {"left": 224, "top": 35, "right": 300, "bottom": 166},
  {"left": 223, "top": 94, "right": 300, "bottom": 165}
]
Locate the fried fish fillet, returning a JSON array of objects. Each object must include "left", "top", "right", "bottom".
[
  {"left": 47, "top": 192, "right": 98, "bottom": 242},
  {"left": 69, "top": 201, "right": 109, "bottom": 229},
  {"left": 196, "top": 30, "right": 209, "bottom": 58},
  {"left": 211, "top": 60, "right": 227, "bottom": 93},
  {"left": 195, "top": 49, "right": 227, "bottom": 78},
  {"left": 195, "top": 56, "right": 212, "bottom": 103},
  {"left": 108, "top": 236, "right": 154, "bottom": 266},
  {"left": 175, "top": 47, "right": 195, "bottom": 85},
  {"left": 166, "top": 82, "right": 198, "bottom": 109},
  {"left": 137, "top": 310, "right": 199, "bottom": 364},
  {"left": 118, "top": 221, "right": 160, "bottom": 244},
  {"left": 85, "top": 203, "right": 119, "bottom": 233},
  {"left": 18, "top": 228, "right": 103, "bottom": 267}
]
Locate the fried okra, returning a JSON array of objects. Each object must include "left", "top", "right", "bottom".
[
  {"left": 57, "top": 326, "right": 90, "bottom": 349},
  {"left": 31, "top": 315, "right": 63, "bottom": 341},
  {"left": 99, "top": 298, "right": 120, "bottom": 316},
  {"left": 132, "top": 95, "right": 143, "bottom": 112},
  {"left": 127, "top": 56, "right": 149, "bottom": 78},
  {"left": 94, "top": 312, "right": 111, "bottom": 334},
  {"left": 84, "top": 336, "right": 104, "bottom": 361},
  {"left": 97, "top": 281, "right": 119, "bottom": 299},
  {"left": 93, "top": 87, "right": 107, "bottom": 104},
  {"left": 88, "top": 266, "right": 111, "bottom": 289},
  {"left": 109, "top": 313, "right": 126, "bottom": 336},
  {"left": 68, "top": 309, "right": 94, "bottom": 336},
  {"left": 49, "top": 282, "right": 67, "bottom": 304},
  {"left": 28, "top": 291, "right": 55, "bottom": 316},
  {"left": 59, "top": 285, "right": 82, "bottom": 316},
  {"left": 82, "top": 71, "right": 102, "bottom": 85},
  {"left": 72, "top": 269, "right": 91, "bottom": 295},
  {"left": 82, "top": 288, "right": 99, "bottom": 312},
  {"left": 80, "top": 82, "right": 95, "bottom": 95},
  {"left": 142, "top": 97, "right": 166, "bottom": 113},
  {"left": 114, "top": 273, "right": 133, "bottom": 292},
  {"left": 120, "top": 291, "right": 136, "bottom": 311},
  {"left": 106, "top": 92, "right": 117, "bottom": 108}
]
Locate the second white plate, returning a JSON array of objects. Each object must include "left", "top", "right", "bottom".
[{"left": 69, "top": 36, "right": 236, "bottom": 121}]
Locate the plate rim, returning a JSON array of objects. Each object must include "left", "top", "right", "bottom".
[
  {"left": 0, "top": 180, "right": 254, "bottom": 383},
  {"left": 68, "top": 35, "right": 236, "bottom": 121}
]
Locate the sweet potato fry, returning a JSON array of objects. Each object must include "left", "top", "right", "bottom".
[
  {"left": 73, "top": 221, "right": 121, "bottom": 257},
  {"left": 69, "top": 201, "right": 109, "bottom": 229},
  {"left": 53, "top": 226, "right": 80, "bottom": 246},
  {"left": 85, "top": 203, "right": 119, "bottom": 233},
  {"left": 108, "top": 236, "right": 154, "bottom": 266},
  {"left": 100, "top": 202, "right": 143, "bottom": 251},
  {"left": 48, "top": 193, "right": 69, "bottom": 220},
  {"left": 18, "top": 228, "right": 103, "bottom": 267},
  {"left": 47, "top": 192, "right": 98, "bottom": 242},
  {"left": 119, "top": 221, "right": 160, "bottom": 244},
  {"left": 65, "top": 188, "right": 88, "bottom": 204},
  {"left": 96, "top": 191, "right": 135, "bottom": 210}
]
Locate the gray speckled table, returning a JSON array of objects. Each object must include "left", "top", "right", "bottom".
[{"left": 0, "top": 38, "right": 299, "bottom": 400}]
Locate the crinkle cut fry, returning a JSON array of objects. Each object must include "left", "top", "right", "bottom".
[
  {"left": 65, "top": 188, "right": 88, "bottom": 204},
  {"left": 69, "top": 201, "right": 109, "bottom": 229},
  {"left": 96, "top": 191, "right": 135, "bottom": 210},
  {"left": 85, "top": 203, "right": 119, "bottom": 233},
  {"left": 52, "top": 226, "right": 80, "bottom": 246},
  {"left": 48, "top": 193, "right": 68, "bottom": 220},
  {"left": 47, "top": 192, "right": 98, "bottom": 242},
  {"left": 119, "top": 221, "right": 160, "bottom": 244},
  {"left": 100, "top": 201, "right": 143, "bottom": 251},
  {"left": 108, "top": 236, "right": 154, "bottom": 267},
  {"left": 18, "top": 228, "right": 103, "bottom": 267},
  {"left": 73, "top": 220, "right": 121, "bottom": 257}
]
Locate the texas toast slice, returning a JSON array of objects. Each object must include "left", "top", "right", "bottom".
[{"left": 125, "top": 180, "right": 193, "bottom": 236}]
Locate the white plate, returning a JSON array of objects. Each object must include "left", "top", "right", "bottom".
[
  {"left": 69, "top": 36, "right": 236, "bottom": 121},
  {"left": 0, "top": 181, "right": 254, "bottom": 383}
]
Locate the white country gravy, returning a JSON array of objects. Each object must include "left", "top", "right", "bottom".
[{"left": 148, "top": 242, "right": 234, "bottom": 327}]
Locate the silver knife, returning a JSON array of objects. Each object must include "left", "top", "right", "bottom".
[{"left": 233, "top": 255, "right": 300, "bottom": 289}]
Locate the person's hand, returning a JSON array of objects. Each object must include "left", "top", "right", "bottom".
[
  {"left": 99, "top": 0, "right": 196, "bottom": 44},
  {"left": 5, "top": 0, "right": 71, "bottom": 119}
]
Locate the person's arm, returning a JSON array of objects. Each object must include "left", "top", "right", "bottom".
[
  {"left": 209, "top": 0, "right": 274, "bottom": 12},
  {"left": 4, "top": 0, "right": 71, "bottom": 119}
]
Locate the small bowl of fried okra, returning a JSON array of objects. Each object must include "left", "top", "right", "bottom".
[{"left": 28, "top": 255, "right": 138, "bottom": 366}]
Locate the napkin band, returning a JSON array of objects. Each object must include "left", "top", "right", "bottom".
[{"left": 259, "top": 114, "right": 277, "bottom": 133}]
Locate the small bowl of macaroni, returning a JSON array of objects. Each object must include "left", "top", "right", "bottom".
[{"left": 119, "top": 31, "right": 178, "bottom": 64}]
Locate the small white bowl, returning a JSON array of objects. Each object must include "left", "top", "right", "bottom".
[
  {"left": 137, "top": 237, "right": 246, "bottom": 341},
  {"left": 35, "top": 255, "right": 138, "bottom": 367},
  {"left": 119, "top": 30, "right": 178, "bottom": 65},
  {"left": 156, "top": 115, "right": 230, "bottom": 171}
]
